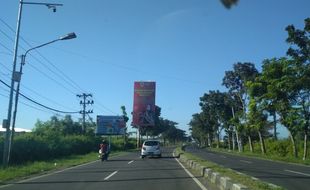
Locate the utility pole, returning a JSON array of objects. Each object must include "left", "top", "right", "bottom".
[
  {"left": 2, "top": 0, "right": 63, "bottom": 167},
  {"left": 77, "top": 93, "right": 93, "bottom": 134}
]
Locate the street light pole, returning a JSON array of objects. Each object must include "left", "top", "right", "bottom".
[
  {"left": 2, "top": 0, "right": 24, "bottom": 168},
  {"left": 7, "top": 33, "right": 77, "bottom": 162},
  {"left": 2, "top": 0, "right": 64, "bottom": 167}
]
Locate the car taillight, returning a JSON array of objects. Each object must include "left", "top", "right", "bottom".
[{"left": 156, "top": 146, "right": 159, "bottom": 150}]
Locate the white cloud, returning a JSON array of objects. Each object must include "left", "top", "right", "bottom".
[{"left": 0, "top": 127, "right": 31, "bottom": 132}]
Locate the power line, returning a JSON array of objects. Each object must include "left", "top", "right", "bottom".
[
  {"left": 0, "top": 30, "right": 78, "bottom": 95},
  {"left": 93, "top": 101, "right": 118, "bottom": 115},
  {"left": 0, "top": 42, "right": 13, "bottom": 53},
  {"left": 26, "top": 62, "right": 77, "bottom": 95},
  {"left": 0, "top": 61, "right": 12, "bottom": 72},
  {"left": 0, "top": 63, "right": 76, "bottom": 111},
  {"left": 34, "top": 50, "right": 85, "bottom": 93},
  {"left": 0, "top": 91, "right": 49, "bottom": 129},
  {"left": 1, "top": 19, "right": 118, "bottom": 115},
  {"left": 21, "top": 84, "right": 78, "bottom": 111},
  {"left": 0, "top": 79, "right": 79, "bottom": 114},
  {"left": 0, "top": 18, "right": 85, "bottom": 93},
  {"left": 51, "top": 45, "right": 206, "bottom": 85}
]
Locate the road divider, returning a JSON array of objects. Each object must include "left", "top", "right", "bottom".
[
  {"left": 174, "top": 150, "right": 249, "bottom": 190},
  {"left": 174, "top": 148, "right": 284, "bottom": 190}
]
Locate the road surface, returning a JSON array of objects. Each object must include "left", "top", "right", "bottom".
[
  {"left": 186, "top": 146, "right": 310, "bottom": 190},
  {"left": 1, "top": 147, "right": 211, "bottom": 190}
]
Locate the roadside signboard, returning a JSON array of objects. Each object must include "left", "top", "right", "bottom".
[
  {"left": 96, "top": 115, "right": 126, "bottom": 135},
  {"left": 132, "top": 81, "right": 156, "bottom": 127}
]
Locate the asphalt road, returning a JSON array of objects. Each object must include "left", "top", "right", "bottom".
[
  {"left": 186, "top": 146, "right": 310, "bottom": 190},
  {"left": 0, "top": 147, "right": 209, "bottom": 190}
]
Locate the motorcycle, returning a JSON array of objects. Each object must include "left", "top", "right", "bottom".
[{"left": 99, "top": 149, "right": 109, "bottom": 161}]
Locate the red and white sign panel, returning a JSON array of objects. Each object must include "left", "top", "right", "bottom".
[{"left": 132, "top": 81, "right": 156, "bottom": 127}]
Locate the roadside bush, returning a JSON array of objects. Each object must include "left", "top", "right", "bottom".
[
  {"left": 8, "top": 133, "right": 102, "bottom": 165},
  {"left": 3, "top": 132, "right": 136, "bottom": 166},
  {"left": 266, "top": 139, "right": 291, "bottom": 157},
  {"left": 242, "top": 138, "right": 309, "bottom": 160}
]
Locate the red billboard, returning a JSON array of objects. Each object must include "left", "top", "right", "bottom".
[{"left": 132, "top": 81, "right": 156, "bottom": 127}]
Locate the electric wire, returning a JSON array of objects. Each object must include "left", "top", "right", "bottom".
[
  {"left": 21, "top": 84, "right": 78, "bottom": 111},
  {"left": 0, "top": 22, "right": 80, "bottom": 96},
  {"left": 0, "top": 41, "right": 12, "bottom": 53},
  {"left": 0, "top": 79, "right": 79, "bottom": 114},
  {"left": 0, "top": 31, "right": 79, "bottom": 110},
  {"left": 51, "top": 45, "right": 206, "bottom": 85},
  {"left": 1, "top": 19, "right": 118, "bottom": 116},
  {"left": 92, "top": 97, "right": 118, "bottom": 115},
  {"left": 0, "top": 62, "right": 77, "bottom": 111},
  {"left": 0, "top": 90, "right": 61, "bottom": 116},
  {"left": 0, "top": 18, "right": 85, "bottom": 93},
  {"left": 26, "top": 62, "right": 77, "bottom": 95},
  {"left": 0, "top": 61, "right": 12, "bottom": 72}
]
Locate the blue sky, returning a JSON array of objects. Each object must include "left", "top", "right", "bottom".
[{"left": 0, "top": 0, "right": 309, "bottom": 136}]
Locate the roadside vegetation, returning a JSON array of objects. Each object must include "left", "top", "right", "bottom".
[
  {"left": 0, "top": 114, "right": 135, "bottom": 183},
  {"left": 189, "top": 18, "right": 310, "bottom": 162},
  {"left": 0, "top": 115, "right": 135, "bottom": 166},
  {"left": 213, "top": 139, "right": 310, "bottom": 165}
]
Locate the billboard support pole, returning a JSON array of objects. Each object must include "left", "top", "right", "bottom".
[
  {"left": 108, "top": 135, "right": 111, "bottom": 151},
  {"left": 137, "top": 126, "right": 140, "bottom": 149}
]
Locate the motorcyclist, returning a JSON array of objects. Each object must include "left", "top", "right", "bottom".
[{"left": 99, "top": 140, "right": 109, "bottom": 161}]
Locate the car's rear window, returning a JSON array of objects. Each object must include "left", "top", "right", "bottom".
[{"left": 144, "top": 141, "right": 159, "bottom": 146}]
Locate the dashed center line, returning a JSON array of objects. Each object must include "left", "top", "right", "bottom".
[
  {"left": 240, "top": 160, "right": 252, "bottom": 164},
  {"left": 220, "top": 155, "right": 227, "bottom": 158},
  {"left": 285, "top": 170, "right": 310, "bottom": 177},
  {"left": 104, "top": 170, "right": 118, "bottom": 180},
  {"left": 128, "top": 160, "right": 134, "bottom": 164}
]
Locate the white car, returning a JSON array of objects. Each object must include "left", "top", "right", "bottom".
[{"left": 141, "top": 140, "right": 162, "bottom": 158}]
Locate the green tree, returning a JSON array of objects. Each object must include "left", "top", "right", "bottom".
[
  {"left": 161, "top": 120, "right": 186, "bottom": 144},
  {"left": 121, "top": 105, "right": 129, "bottom": 147},
  {"left": 189, "top": 113, "right": 214, "bottom": 147},
  {"left": 33, "top": 115, "right": 87, "bottom": 136},
  {"left": 247, "top": 96, "right": 268, "bottom": 155},
  {"left": 285, "top": 18, "right": 310, "bottom": 160},
  {"left": 199, "top": 91, "right": 233, "bottom": 148},
  {"left": 144, "top": 106, "right": 164, "bottom": 137},
  {"left": 222, "top": 62, "right": 259, "bottom": 152},
  {"left": 260, "top": 58, "right": 301, "bottom": 158}
]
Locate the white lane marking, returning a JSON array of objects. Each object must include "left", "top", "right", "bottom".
[
  {"left": 285, "top": 169, "right": 310, "bottom": 177},
  {"left": 104, "top": 170, "right": 118, "bottom": 180},
  {"left": 0, "top": 159, "right": 100, "bottom": 189},
  {"left": 240, "top": 160, "right": 252, "bottom": 164},
  {"left": 173, "top": 153, "right": 208, "bottom": 190},
  {"left": 128, "top": 160, "right": 134, "bottom": 164},
  {"left": 220, "top": 155, "right": 226, "bottom": 158},
  {"left": 252, "top": 177, "right": 259, "bottom": 180}
]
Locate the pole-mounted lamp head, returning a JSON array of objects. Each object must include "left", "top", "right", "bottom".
[{"left": 60, "top": 32, "right": 77, "bottom": 40}]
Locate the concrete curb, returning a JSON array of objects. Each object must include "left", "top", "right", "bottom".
[{"left": 176, "top": 151, "right": 249, "bottom": 190}]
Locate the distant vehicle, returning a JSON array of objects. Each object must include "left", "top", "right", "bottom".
[{"left": 141, "top": 140, "right": 161, "bottom": 158}]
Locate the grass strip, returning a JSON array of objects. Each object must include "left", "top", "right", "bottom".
[
  {"left": 175, "top": 147, "right": 284, "bottom": 190},
  {"left": 0, "top": 151, "right": 125, "bottom": 184}
]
